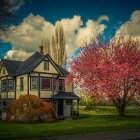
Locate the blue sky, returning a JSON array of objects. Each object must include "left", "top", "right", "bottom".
[{"left": 0, "top": 0, "right": 140, "bottom": 60}]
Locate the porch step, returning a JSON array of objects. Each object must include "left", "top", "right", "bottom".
[
  {"left": 57, "top": 116, "right": 73, "bottom": 120},
  {"left": 65, "top": 117, "right": 73, "bottom": 120}
]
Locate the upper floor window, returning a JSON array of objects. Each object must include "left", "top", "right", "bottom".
[
  {"left": 44, "top": 60, "right": 49, "bottom": 71},
  {"left": 41, "top": 77, "right": 51, "bottom": 90},
  {"left": 2, "top": 80, "right": 6, "bottom": 91},
  {"left": 20, "top": 77, "right": 24, "bottom": 91},
  {"left": 53, "top": 79, "right": 57, "bottom": 91},
  {"left": 59, "top": 79, "right": 65, "bottom": 91},
  {"left": 8, "top": 80, "right": 14, "bottom": 91},
  {"left": 30, "top": 77, "right": 37, "bottom": 90}
]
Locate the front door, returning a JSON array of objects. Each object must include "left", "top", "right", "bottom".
[{"left": 58, "top": 100, "right": 63, "bottom": 116}]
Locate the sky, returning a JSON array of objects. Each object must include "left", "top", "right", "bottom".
[{"left": 0, "top": 0, "right": 140, "bottom": 60}]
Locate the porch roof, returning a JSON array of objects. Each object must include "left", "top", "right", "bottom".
[{"left": 52, "top": 92, "right": 80, "bottom": 100}]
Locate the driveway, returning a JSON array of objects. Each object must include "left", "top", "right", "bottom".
[{"left": 35, "top": 130, "right": 140, "bottom": 140}]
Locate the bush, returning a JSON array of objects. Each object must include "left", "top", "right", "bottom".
[{"left": 6, "top": 95, "right": 57, "bottom": 122}]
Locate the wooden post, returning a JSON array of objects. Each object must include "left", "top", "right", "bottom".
[
  {"left": 14, "top": 77, "right": 16, "bottom": 100},
  {"left": 77, "top": 99, "right": 79, "bottom": 117},
  {"left": 71, "top": 99, "right": 73, "bottom": 117},
  {"left": 52, "top": 75, "right": 54, "bottom": 96},
  {"left": 6, "top": 77, "right": 8, "bottom": 108},
  {"left": 27, "top": 74, "right": 29, "bottom": 95},
  {"left": 38, "top": 73, "right": 40, "bottom": 98}
]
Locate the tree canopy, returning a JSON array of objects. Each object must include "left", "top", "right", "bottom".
[{"left": 67, "top": 35, "right": 140, "bottom": 116}]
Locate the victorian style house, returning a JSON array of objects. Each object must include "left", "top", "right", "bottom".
[{"left": 0, "top": 46, "right": 80, "bottom": 119}]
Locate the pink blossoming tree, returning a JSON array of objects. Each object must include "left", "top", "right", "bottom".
[{"left": 67, "top": 35, "right": 140, "bottom": 116}]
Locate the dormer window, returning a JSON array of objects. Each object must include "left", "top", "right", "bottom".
[{"left": 44, "top": 60, "right": 49, "bottom": 71}]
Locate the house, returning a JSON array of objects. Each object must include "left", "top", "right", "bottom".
[{"left": 0, "top": 46, "right": 80, "bottom": 119}]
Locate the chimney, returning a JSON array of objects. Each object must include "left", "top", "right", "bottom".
[{"left": 39, "top": 46, "right": 43, "bottom": 55}]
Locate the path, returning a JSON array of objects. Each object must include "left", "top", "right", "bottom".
[{"left": 34, "top": 130, "right": 140, "bottom": 140}]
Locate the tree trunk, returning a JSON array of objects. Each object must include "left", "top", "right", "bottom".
[{"left": 116, "top": 104, "right": 125, "bottom": 117}]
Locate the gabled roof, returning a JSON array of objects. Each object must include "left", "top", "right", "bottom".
[
  {"left": 1, "top": 52, "right": 69, "bottom": 76},
  {"left": 52, "top": 92, "right": 80, "bottom": 99},
  {"left": 46, "top": 54, "right": 69, "bottom": 76},
  {"left": 16, "top": 52, "right": 46, "bottom": 75},
  {"left": 1, "top": 59, "right": 22, "bottom": 76},
  {"left": 56, "top": 64, "right": 69, "bottom": 76}
]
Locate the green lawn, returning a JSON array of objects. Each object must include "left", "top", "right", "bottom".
[
  {"left": 80, "top": 106, "right": 140, "bottom": 115},
  {"left": 0, "top": 106, "right": 140, "bottom": 140}
]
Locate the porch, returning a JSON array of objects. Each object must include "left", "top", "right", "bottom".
[{"left": 52, "top": 92, "right": 80, "bottom": 119}]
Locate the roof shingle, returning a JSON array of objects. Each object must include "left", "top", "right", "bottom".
[
  {"left": 52, "top": 92, "right": 80, "bottom": 99},
  {"left": 1, "top": 52, "right": 69, "bottom": 76},
  {"left": 1, "top": 59, "right": 22, "bottom": 76}
]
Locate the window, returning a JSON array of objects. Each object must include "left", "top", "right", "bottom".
[
  {"left": 54, "top": 79, "right": 57, "bottom": 91},
  {"left": 41, "top": 78, "right": 51, "bottom": 90},
  {"left": 59, "top": 79, "right": 64, "bottom": 91},
  {"left": 8, "top": 80, "right": 14, "bottom": 91},
  {"left": 2, "top": 100, "right": 13, "bottom": 113},
  {"left": 20, "top": 77, "right": 24, "bottom": 91},
  {"left": 3, "top": 67, "right": 6, "bottom": 74},
  {"left": 44, "top": 60, "right": 49, "bottom": 70},
  {"left": 2, "top": 100, "right": 6, "bottom": 107},
  {"left": 2, "top": 80, "right": 6, "bottom": 91},
  {"left": 66, "top": 100, "right": 72, "bottom": 105},
  {"left": 31, "top": 77, "right": 37, "bottom": 90},
  {"left": 2, "top": 100, "right": 6, "bottom": 113}
]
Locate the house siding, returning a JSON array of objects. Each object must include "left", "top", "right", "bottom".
[
  {"left": 0, "top": 66, "right": 8, "bottom": 77},
  {"left": 16, "top": 74, "right": 28, "bottom": 99},
  {"left": 34, "top": 58, "right": 59, "bottom": 74}
]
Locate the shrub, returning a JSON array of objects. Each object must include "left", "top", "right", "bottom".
[{"left": 6, "top": 95, "right": 57, "bottom": 122}]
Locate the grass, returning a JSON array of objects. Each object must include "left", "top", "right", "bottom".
[
  {"left": 80, "top": 106, "right": 140, "bottom": 115},
  {"left": 0, "top": 106, "right": 140, "bottom": 140}
]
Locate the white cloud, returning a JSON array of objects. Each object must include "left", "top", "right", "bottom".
[
  {"left": 97, "top": 15, "right": 109, "bottom": 23},
  {"left": 76, "top": 19, "right": 107, "bottom": 47},
  {"left": 4, "top": 50, "right": 33, "bottom": 61},
  {"left": 115, "top": 10, "right": 140, "bottom": 39},
  {"left": 0, "top": 13, "right": 109, "bottom": 60},
  {"left": 1, "top": 13, "right": 54, "bottom": 53}
]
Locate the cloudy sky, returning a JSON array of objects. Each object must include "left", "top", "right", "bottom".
[{"left": 0, "top": 0, "right": 140, "bottom": 60}]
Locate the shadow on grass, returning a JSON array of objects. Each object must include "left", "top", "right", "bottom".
[
  {"left": 79, "top": 113, "right": 140, "bottom": 122},
  {"left": 79, "top": 114, "right": 95, "bottom": 119}
]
